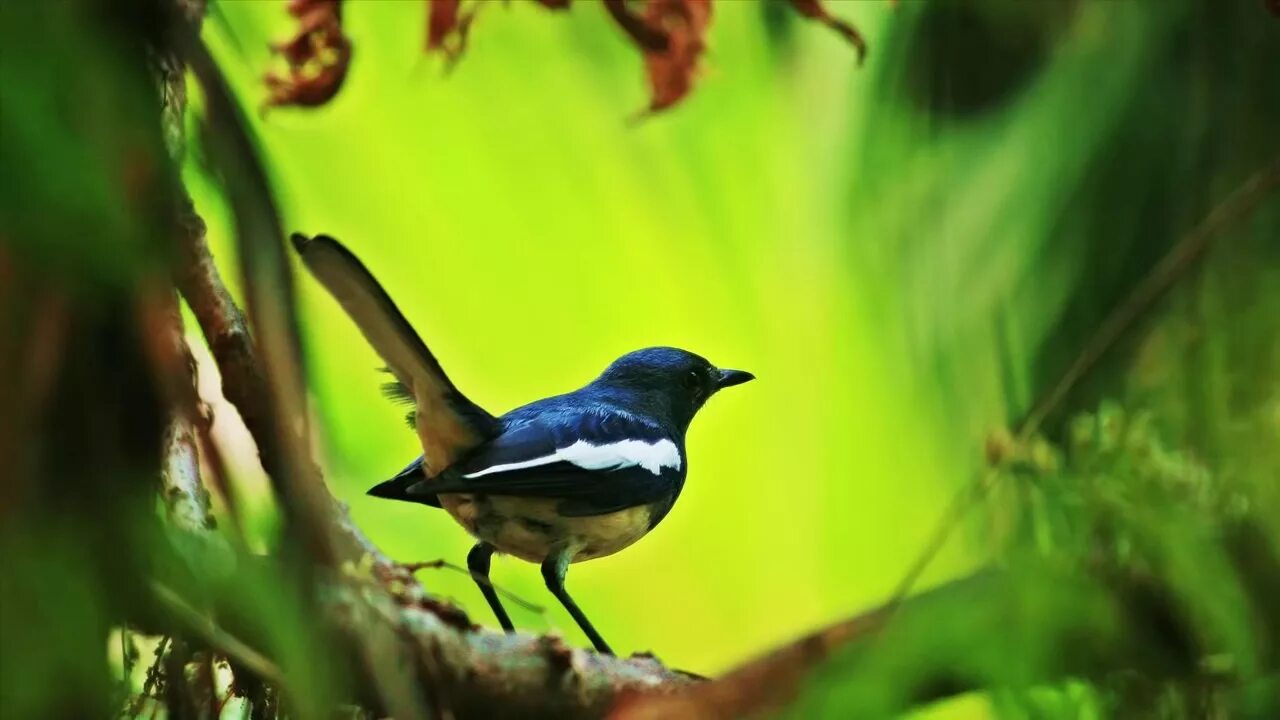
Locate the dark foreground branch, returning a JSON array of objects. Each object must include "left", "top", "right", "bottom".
[{"left": 332, "top": 580, "right": 694, "bottom": 719}]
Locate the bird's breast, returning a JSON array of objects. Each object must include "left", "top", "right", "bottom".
[{"left": 438, "top": 493, "right": 657, "bottom": 564}]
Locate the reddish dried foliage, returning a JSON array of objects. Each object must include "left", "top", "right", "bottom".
[
  {"left": 788, "top": 0, "right": 867, "bottom": 64},
  {"left": 426, "top": 0, "right": 475, "bottom": 63},
  {"left": 264, "top": 0, "right": 352, "bottom": 109},
  {"left": 639, "top": 0, "right": 713, "bottom": 112},
  {"left": 264, "top": 0, "right": 867, "bottom": 113}
]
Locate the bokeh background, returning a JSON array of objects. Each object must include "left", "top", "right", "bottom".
[
  {"left": 4, "top": 0, "right": 1266, "bottom": 716},
  {"left": 193, "top": 0, "right": 984, "bottom": 677},
  {"left": 187, "top": 0, "right": 1279, "bottom": 696}
]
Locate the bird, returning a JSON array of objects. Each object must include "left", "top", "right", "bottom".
[{"left": 291, "top": 233, "right": 753, "bottom": 654}]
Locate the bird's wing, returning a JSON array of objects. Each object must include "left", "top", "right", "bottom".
[
  {"left": 399, "top": 408, "right": 684, "bottom": 516},
  {"left": 291, "top": 234, "right": 501, "bottom": 474}
]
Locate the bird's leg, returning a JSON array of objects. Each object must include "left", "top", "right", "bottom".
[
  {"left": 542, "top": 546, "right": 613, "bottom": 655},
  {"left": 466, "top": 542, "right": 514, "bottom": 632}
]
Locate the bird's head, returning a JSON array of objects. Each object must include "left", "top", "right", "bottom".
[{"left": 594, "top": 347, "right": 754, "bottom": 428}]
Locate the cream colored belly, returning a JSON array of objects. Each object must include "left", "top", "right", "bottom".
[{"left": 438, "top": 493, "right": 652, "bottom": 563}]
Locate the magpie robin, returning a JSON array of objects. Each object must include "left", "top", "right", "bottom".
[{"left": 291, "top": 233, "right": 753, "bottom": 654}]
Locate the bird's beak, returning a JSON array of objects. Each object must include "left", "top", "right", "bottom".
[{"left": 715, "top": 368, "right": 755, "bottom": 390}]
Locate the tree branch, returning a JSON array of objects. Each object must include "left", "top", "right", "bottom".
[{"left": 327, "top": 580, "right": 695, "bottom": 720}]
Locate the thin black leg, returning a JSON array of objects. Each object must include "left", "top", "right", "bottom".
[
  {"left": 467, "top": 542, "right": 514, "bottom": 632},
  {"left": 541, "top": 547, "right": 612, "bottom": 655}
]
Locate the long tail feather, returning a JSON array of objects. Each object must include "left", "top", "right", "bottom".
[{"left": 292, "top": 233, "right": 500, "bottom": 474}]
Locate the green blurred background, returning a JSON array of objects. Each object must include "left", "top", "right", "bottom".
[
  {"left": 178, "top": 0, "right": 1278, "bottom": 715},
  {"left": 194, "top": 0, "right": 978, "bottom": 673}
]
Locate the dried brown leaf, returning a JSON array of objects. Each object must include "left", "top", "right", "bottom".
[
  {"left": 426, "top": 0, "right": 569, "bottom": 67},
  {"left": 258, "top": 0, "right": 870, "bottom": 115},
  {"left": 640, "top": 0, "right": 713, "bottom": 113},
  {"left": 788, "top": 0, "right": 867, "bottom": 65},
  {"left": 426, "top": 0, "right": 483, "bottom": 66},
  {"left": 263, "top": 0, "right": 352, "bottom": 109},
  {"left": 603, "top": 0, "right": 669, "bottom": 52}
]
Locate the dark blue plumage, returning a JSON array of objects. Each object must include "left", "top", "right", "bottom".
[
  {"left": 376, "top": 401, "right": 682, "bottom": 519},
  {"left": 369, "top": 347, "right": 753, "bottom": 524}
]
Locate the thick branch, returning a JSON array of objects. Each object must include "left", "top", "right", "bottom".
[
  {"left": 143, "top": 286, "right": 217, "bottom": 534},
  {"left": 160, "top": 405, "right": 214, "bottom": 533},
  {"left": 330, "top": 582, "right": 695, "bottom": 720},
  {"left": 173, "top": 129, "right": 395, "bottom": 571},
  {"left": 147, "top": 531, "right": 695, "bottom": 719},
  {"left": 174, "top": 201, "right": 273, "bottom": 481}
]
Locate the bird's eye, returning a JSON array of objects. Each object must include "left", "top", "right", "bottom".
[{"left": 685, "top": 370, "right": 704, "bottom": 398}]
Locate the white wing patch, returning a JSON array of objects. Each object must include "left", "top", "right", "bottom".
[{"left": 463, "top": 438, "right": 681, "bottom": 479}]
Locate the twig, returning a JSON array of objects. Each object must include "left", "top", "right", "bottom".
[
  {"left": 400, "top": 560, "right": 546, "bottom": 614},
  {"left": 882, "top": 155, "right": 1280, "bottom": 612},
  {"left": 126, "top": 636, "right": 170, "bottom": 719},
  {"left": 151, "top": 581, "right": 285, "bottom": 689},
  {"left": 884, "top": 470, "right": 996, "bottom": 606},
  {"left": 203, "top": 653, "right": 217, "bottom": 720},
  {"left": 1016, "top": 154, "right": 1280, "bottom": 439},
  {"left": 163, "top": 638, "right": 197, "bottom": 720}
]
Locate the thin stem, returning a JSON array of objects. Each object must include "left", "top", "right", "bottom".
[
  {"left": 401, "top": 560, "right": 546, "bottom": 614},
  {"left": 886, "top": 155, "right": 1280, "bottom": 610},
  {"left": 150, "top": 582, "right": 285, "bottom": 689}
]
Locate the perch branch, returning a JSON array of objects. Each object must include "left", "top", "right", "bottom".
[{"left": 325, "top": 579, "right": 696, "bottom": 720}]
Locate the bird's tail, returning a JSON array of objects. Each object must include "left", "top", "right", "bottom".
[
  {"left": 367, "top": 456, "right": 440, "bottom": 507},
  {"left": 290, "top": 233, "right": 501, "bottom": 476}
]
